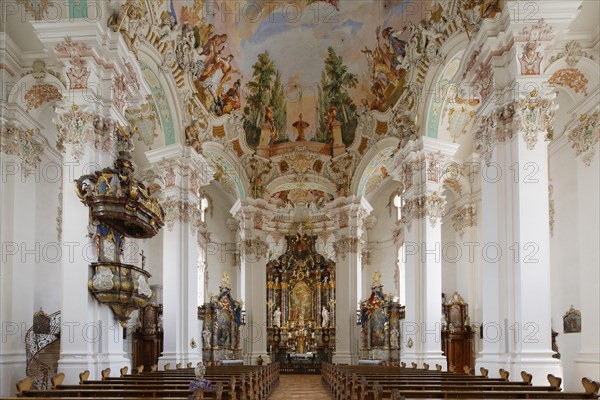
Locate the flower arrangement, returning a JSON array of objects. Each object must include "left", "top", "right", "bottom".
[{"left": 189, "top": 378, "right": 212, "bottom": 391}]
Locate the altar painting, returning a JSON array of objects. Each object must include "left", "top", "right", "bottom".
[
  {"left": 369, "top": 308, "right": 386, "bottom": 347},
  {"left": 290, "top": 281, "right": 313, "bottom": 321},
  {"left": 216, "top": 309, "right": 232, "bottom": 347}
]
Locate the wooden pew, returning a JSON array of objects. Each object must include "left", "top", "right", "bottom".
[
  {"left": 321, "top": 362, "right": 600, "bottom": 400},
  {"left": 12, "top": 362, "right": 280, "bottom": 400}
]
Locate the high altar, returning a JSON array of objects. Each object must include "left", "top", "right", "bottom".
[{"left": 266, "top": 231, "right": 336, "bottom": 364}]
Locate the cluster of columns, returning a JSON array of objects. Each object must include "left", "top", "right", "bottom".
[{"left": 146, "top": 144, "right": 213, "bottom": 369}]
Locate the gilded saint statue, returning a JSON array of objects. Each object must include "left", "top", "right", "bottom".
[
  {"left": 371, "top": 271, "right": 382, "bottom": 288},
  {"left": 220, "top": 272, "right": 231, "bottom": 289}
]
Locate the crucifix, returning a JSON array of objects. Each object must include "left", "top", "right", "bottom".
[{"left": 139, "top": 250, "right": 146, "bottom": 269}]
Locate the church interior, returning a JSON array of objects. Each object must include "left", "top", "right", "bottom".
[{"left": 1, "top": 0, "right": 599, "bottom": 398}]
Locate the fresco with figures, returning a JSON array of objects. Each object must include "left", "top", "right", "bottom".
[
  {"left": 109, "top": 0, "right": 501, "bottom": 154},
  {"left": 157, "top": 0, "right": 437, "bottom": 147}
]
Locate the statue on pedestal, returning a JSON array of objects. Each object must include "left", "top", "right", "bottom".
[
  {"left": 202, "top": 328, "right": 211, "bottom": 348},
  {"left": 390, "top": 327, "right": 399, "bottom": 349},
  {"left": 273, "top": 307, "right": 281, "bottom": 327},
  {"left": 321, "top": 306, "right": 330, "bottom": 328}
]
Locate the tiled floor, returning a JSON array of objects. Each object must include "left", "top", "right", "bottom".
[{"left": 269, "top": 374, "right": 333, "bottom": 399}]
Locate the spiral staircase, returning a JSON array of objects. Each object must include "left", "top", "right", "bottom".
[{"left": 25, "top": 310, "right": 61, "bottom": 389}]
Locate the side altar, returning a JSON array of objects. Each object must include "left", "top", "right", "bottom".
[
  {"left": 358, "top": 272, "right": 405, "bottom": 362},
  {"left": 266, "top": 231, "right": 336, "bottom": 366},
  {"left": 197, "top": 273, "right": 244, "bottom": 363}
]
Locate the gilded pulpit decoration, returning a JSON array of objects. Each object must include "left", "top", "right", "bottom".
[
  {"left": 77, "top": 151, "right": 165, "bottom": 327},
  {"left": 198, "top": 272, "right": 243, "bottom": 363},
  {"left": 266, "top": 231, "right": 335, "bottom": 364},
  {"left": 358, "top": 272, "right": 405, "bottom": 362},
  {"left": 76, "top": 153, "right": 165, "bottom": 238}
]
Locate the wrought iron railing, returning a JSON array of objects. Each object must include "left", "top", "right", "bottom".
[{"left": 25, "top": 310, "right": 61, "bottom": 389}]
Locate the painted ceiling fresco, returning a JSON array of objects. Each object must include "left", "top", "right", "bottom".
[{"left": 166, "top": 0, "right": 431, "bottom": 147}]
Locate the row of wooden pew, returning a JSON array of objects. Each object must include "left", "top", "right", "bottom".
[
  {"left": 12, "top": 362, "right": 279, "bottom": 400},
  {"left": 321, "top": 362, "right": 600, "bottom": 400}
]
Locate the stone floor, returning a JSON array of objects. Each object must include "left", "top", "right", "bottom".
[{"left": 269, "top": 374, "right": 333, "bottom": 399}]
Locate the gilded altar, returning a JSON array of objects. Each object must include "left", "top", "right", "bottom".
[
  {"left": 266, "top": 232, "right": 335, "bottom": 363},
  {"left": 197, "top": 273, "right": 244, "bottom": 363},
  {"left": 358, "top": 272, "right": 405, "bottom": 362}
]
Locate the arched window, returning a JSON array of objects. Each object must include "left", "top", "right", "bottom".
[
  {"left": 199, "top": 197, "right": 209, "bottom": 223},
  {"left": 197, "top": 247, "right": 206, "bottom": 306},
  {"left": 393, "top": 193, "right": 404, "bottom": 221},
  {"left": 397, "top": 244, "right": 406, "bottom": 305}
]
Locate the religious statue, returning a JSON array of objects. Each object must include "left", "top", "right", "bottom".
[
  {"left": 390, "top": 327, "right": 399, "bottom": 349},
  {"left": 321, "top": 306, "right": 330, "bottom": 328},
  {"left": 220, "top": 272, "right": 231, "bottom": 289},
  {"left": 273, "top": 307, "right": 281, "bottom": 327},
  {"left": 202, "top": 328, "right": 211, "bottom": 348},
  {"left": 371, "top": 271, "right": 382, "bottom": 288}
]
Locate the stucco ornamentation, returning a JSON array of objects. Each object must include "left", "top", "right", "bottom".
[{"left": 567, "top": 112, "right": 599, "bottom": 166}]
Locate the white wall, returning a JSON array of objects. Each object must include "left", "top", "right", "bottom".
[
  {"left": 549, "top": 130, "right": 600, "bottom": 389},
  {"left": 365, "top": 181, "right": 402, "bottom": 299},
  {"left": 203, "top": 184, "right": 237, "bottom": 300}
]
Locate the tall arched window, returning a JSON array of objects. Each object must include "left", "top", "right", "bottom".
[
  {"left": 197, "top": 247, "right": 206, "bottom": 306},
  {"left": 199, "top": 197, "right": 209, "bottom": 223},
  {"left": 397, "top": 245, "right": 406, "bottom": 305},
  {"left": 393, "top": 193, "right": 404, "bottom": 221}
]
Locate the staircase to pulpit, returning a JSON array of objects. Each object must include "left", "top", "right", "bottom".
[{"left": 25, "top": 309, "right": 61, "bottom": 389}]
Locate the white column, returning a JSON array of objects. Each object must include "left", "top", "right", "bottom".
[
  {"left": 390, "top": 137, "right": 459, "bottom": 369},
  {"left": 461, "top": 1, "right": 582, "bottom": 382},
  {"left": 327, "top": 196, "right": 372, "bottom": 364},
  {"left": 475, "top": 91, "right": 562, "bottom": 383},
  {"left": 57, "top": 142, "right": 126, "bottom": 382},
  {"left": 147, "top": 145, "right": 212, "bottom": 367},
  {"left": 231, "top": 200, "right": 270, "bottom": 365}
]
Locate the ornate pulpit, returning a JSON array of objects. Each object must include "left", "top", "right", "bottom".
[
  {"left": 76, "top": 151, "right": 165, "bottom": 327},
  {"left": 441, "top": 292, "right": 474, "bottom": 372},
  {"left": 358, "top": 272, "right": 405, "bottom": 362},
  {"left": 198, "top": 273, "right": 243, "bottom": 363},
  {"left": 266, "top": 231, "right": 335, "bottom": 366}
]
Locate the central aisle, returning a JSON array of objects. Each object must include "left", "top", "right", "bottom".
[{"left": 269, "top": 374, "right": 333, "bottom": 399}]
